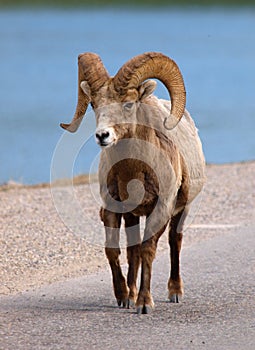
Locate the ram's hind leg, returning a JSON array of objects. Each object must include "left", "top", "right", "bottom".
[
  {"left": 124, "top": 213, "right": 141, "bottom": 308},
  {"left": 101, "top": 208, "right": 129, "bottom": 308},
  {"left": 168, "top": 208, "right": 188, "bottom": 303}
]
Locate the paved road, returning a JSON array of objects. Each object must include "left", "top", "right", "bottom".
[{"left": 0, "top": 225, "right": 254, "bottom": 350}]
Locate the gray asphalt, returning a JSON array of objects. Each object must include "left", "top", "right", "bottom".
[{"left": 0, "top": 224, "right": 254, "bottom": 350}]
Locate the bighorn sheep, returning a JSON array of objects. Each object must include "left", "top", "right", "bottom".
[{"left": 61, "top": 52, "right": 205, "bottom": 314}]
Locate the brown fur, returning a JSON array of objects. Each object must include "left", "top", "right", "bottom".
[{"left": 100, "top": 120, "right": 190, "bottom": 312}]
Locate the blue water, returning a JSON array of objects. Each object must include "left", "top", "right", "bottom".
[{"left": 0, "top": 7, "right": 255, "bottom": 184}]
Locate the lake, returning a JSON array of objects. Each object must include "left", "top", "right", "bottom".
[{"left": 0, "top": 6, "right": 254, "bottom": 184}]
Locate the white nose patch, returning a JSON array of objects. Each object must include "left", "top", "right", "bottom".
[{"left": 95, "top": 127, "right": 116, "bottom": 147}]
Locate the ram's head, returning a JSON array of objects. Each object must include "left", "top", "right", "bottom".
[{"left": 60, "top": 52, "right": 186, "bottom": 147}]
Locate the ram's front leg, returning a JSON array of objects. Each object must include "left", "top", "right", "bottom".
[
  {"left": 124, "top": 213, "right": 141, "bottom": 308},
  {"left": 101, "top": 208, "right": 129, "bottom": 307},
  {"left": 136, "top": 204, "right": 170, "bottom": 314}
]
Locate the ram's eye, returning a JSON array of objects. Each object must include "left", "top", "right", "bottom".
[{"left": 123, "top": 102, "right": 134, "bottom": 110}]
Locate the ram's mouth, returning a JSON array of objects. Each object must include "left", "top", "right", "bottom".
[
  {"left": 99, "top": 141, "right": 112, "bottom": 148},
  {"left": 103, "top": 140, "right": 118, "bottom": 148}
]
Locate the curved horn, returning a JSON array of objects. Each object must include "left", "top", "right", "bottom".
[
  {"left": 60, "top": 53, "right": 110, "bottom": 133},
  {"left": 113, "top": 52, "right": 186, "bottom": 124}
]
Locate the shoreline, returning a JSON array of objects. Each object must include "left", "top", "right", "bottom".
[
  {"left": 1, "top": 160, "right": 254, "bottom": 191},
  {"left": 0, "top": 161, "right": 255, "bottom": 296},
  {"left": 0, "top": 173, "right": 97, "bottom": 192}
]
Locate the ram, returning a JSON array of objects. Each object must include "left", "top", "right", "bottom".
[{"left": 61, "top": 52, "right": 205, "bottom": 314}]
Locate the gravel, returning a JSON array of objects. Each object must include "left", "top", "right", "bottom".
[{"left": 0, "top": 162, "right": 254, "bottom": 296}]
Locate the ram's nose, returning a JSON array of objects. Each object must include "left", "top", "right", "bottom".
[{"left": 95, "top": 128, "right": 114, "bottom": 147}]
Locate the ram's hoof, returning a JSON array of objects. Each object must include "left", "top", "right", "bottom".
[
  {"left": 117, "top": 298, "right": 129, "bottom": 308},
  {"left": 169, "top": 294, "right": 179, "bottom": 303},
  {"left": 137, "top": 305, "right": 153, "bottom": 315},
  {"left": 127, "top": 299, "right": 136, "bottom": 309}
]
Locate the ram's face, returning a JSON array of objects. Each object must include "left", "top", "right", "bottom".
[
  {"left": 87, "top": 80, "right": 156, "bottom": 148},
  {"left": 94, "top": 103, "right": 138, "bottom": 147}
]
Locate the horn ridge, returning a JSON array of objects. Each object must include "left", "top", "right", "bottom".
[
  {"left": 78, "top": 53, "right": 110, "bottom": 94},
  {"left": 60, "top": 52, "right": 110, "bottom": 133},
  {"left": 113, "top": 52, "right": 186, "bottom": 122}
]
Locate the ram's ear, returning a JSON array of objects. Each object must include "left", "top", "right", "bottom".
[
  {"left": 138, "top": 79, "right": 157, "bottom": 101},
  {"left": 80, "top": 81, "right": 91, "bottom": 98}
]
